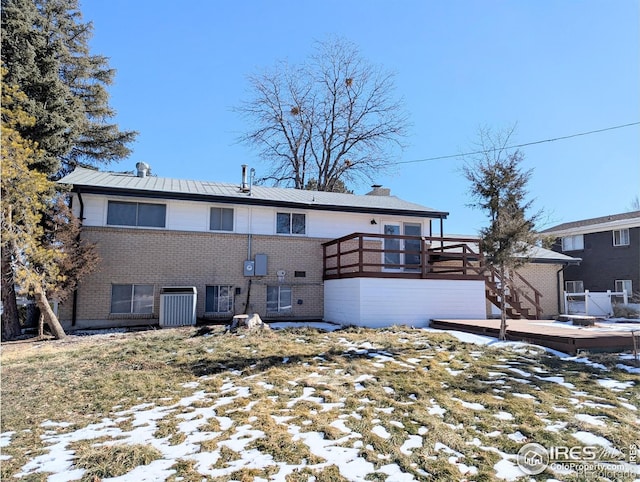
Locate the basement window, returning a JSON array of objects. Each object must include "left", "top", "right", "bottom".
[
  {"left": 205, "top": 285, "right": 234, "bottom": 313},
  {"left": 111, "top": 284, "right": 154, "bottom": 314},
  {"left": 564, "top": 280, "right": 584, "bottom": 294},
  {"left": 615, "top": 280, "right": 632, "bottom": 295},
  {"left": 267, "top": 285, "right": 292, "bottom": 313}
]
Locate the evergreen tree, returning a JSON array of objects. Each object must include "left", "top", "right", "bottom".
[
  {"left": 1, "top": 0, "right": 136, "bottom": 338},
  {"left": 1, "top": 0, "right": 137, "bottom": 176},
  {"left": 463, "top": 127, "right": 539, "bottom": 340},
  {"left": 1, "top": 75, "right": 67, "bottom": 339}
]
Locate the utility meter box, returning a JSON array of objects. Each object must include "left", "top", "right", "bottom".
[
  {"left": 255, "top": 254, "right": 267, "bottom": 276},
  {"left": 243, "top": 260, "right": 255, "bottom": 276}
]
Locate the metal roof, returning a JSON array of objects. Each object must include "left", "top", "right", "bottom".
[
  {"left": 59, "top": 167, "right": 449, "bottom": 218},
  {"left": 443, "top": 236, "right": 580, "bottom": 265}
]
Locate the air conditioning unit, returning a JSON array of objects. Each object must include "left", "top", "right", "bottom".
[{"left": 159, "top": 287, "right": 197, "bottom": 327}]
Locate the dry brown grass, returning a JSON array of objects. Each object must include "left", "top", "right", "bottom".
[{"left": 2, "top": 325, "right": 638, "bottom": 481}]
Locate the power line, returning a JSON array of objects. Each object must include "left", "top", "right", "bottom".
[{"left": 395, "top": 121, "right": 640, "bottom": 165}]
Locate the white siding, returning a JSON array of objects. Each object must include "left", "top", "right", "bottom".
[
  {"left": 323, "top": 278, "right": 362, "bottom": 324},
  {"left": 169, "top": 201, "right": 209, "bottom": 231},
  {"left": 77, "top": 194, "right": 434, "bottom": 240},
  {"left": 247, "top": 206, "right": 276, "bottom": 235},
  {"left": 79, "top": 194, "right": 106, "bottom": 224},
  {"left": 324, "top": 278, "right": 486, "bottom": 328}
]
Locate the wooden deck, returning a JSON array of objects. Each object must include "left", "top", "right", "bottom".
[{"left": 430, "top": 318, "right": 639, "bottom": 355}]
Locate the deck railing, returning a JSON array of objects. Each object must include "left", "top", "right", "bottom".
[
  {"left": 322, "top": 232, "right": 545, "bottom": 319},
  {"left": 321, "top": 233, "right": 484, "bottom": 280}
]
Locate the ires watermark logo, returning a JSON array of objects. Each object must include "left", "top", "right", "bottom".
[
  {"left": 517, "top": 442, "right": 639, "bottom": 476},
  {"left": 517, "top": 443, "right": 548, "bottom": 475}
]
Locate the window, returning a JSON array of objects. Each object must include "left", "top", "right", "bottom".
[
  {"left": 111, "top": 284, "right": 154, "bottom": 314},
  {"left": 561, "top": 234, "right": 584, "bottom": 251},
  {"left": 613, "top": 229, "right": 630, "bottom": 246},
  {"left": 276, "top": 212, "right": 306, "bottom": 235},
  {"left": 107, "top": 201, "right": 166, "bottom": 228},
  {"left": 565, "top": 280, "right": 584, "bottom": 293},
  {"left": 205, "top": 285, "right": 233, "bottom": 313},
  {"left": 267, "top": 285, "right": 292, "bottom": 313},
  {"left": 210, "top": 207, "right": 234, "bottom": 231},
  {"left": 615, "top": 280, "right": 632, "bottom": 294}
]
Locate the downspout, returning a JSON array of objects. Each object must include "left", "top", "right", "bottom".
[
  {"left": 556, "top": 264, "right": 570, "bottom": 315},
  {"left": 245, "top": 200, "right": 254, "bottom": 315},
  {"left": 71, "top": 190, "right": 85, "bottom": 327}
]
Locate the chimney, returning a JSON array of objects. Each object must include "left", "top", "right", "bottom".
[
  {"left": 241, "top": 164, "right": 249, "bottom": 192},
  {"left": 136, "top": 162, "right": 150, "bottom": 178},
  {"left": 366, "top": 184, "right": 391, "bottom": 196}
]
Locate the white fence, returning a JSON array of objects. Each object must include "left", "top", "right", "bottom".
[{"left": 564, "top": 290, "right": 628, "bottom": 317}]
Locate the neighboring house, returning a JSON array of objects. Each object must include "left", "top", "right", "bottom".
[
  {"left": 541, "top": 211, "right": 640, "bottom": 301},
  {"left": 57, "top": 164, "right": 573, "bottom": 330}
]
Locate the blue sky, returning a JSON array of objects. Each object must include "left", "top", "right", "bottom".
[{"left": 82, "top": 0, "right": 639, "bottom": 234}]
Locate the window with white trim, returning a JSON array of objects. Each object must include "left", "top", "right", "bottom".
[
  {"left": 565, "top": 280, "right": 584, "bottom": 293},
  {"left": 267, "top": 285, "right": 292, "bottom": 313},
  {"left": 209, "top": 207, "right": 234, "bottom": 231},
  {"left": 107, "top": 201, "right": 166, "bottom": 228},
  {"left": 561, "top": 234, "right": 584, "bottom": 251},
  {"left": 276, "top": 212, "right": 306, "bottom": 235},
  {"left": 613, "top": 228, "right": 630, "bottom": 246},
  {"left": 615, "top": 280, "right": 632, "bottom": 295},
  {"left": 205, "top": 285, "right": 234, "bottom": 313},
  {"left": 111, "top": 284, "right": 154, "bottom": 314}
]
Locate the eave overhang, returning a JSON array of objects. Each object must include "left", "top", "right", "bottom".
[{"left": 70, "top": 184, "right": 449, "bottom": 220}]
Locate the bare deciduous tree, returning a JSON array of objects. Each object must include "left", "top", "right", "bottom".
[{"left": 236, "top": 37, "right": 408, "bottom": 191}]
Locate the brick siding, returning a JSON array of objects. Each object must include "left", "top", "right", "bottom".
[{"left": 59, "top": 227, "right": 328, "bottom": 329}]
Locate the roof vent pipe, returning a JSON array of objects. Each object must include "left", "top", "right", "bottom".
[
  {"left": 366, "top": 184, "right": 391, "bottom": 196},
  {"left": 136, "top": 162, "right": 150, "bottom": 178},
  {"left": 241, "top": 164, "right": 249, "bottom": 192},
  {"left": 249, "top": 167, "right": 256, "bottom": 196}
]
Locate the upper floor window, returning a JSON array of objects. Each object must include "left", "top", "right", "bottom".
[
  {"left": 205, "top": 285, "right": 233, "bottom": 313},
  {"left": 210, "top": 207, "right": 234, "bottom": 231},
  {"left": 276, "top": 212, "right": 306, "bottom": 235},
  {"left": 107, "top": 201, "right": 166, "bottom": 228},
  {"left": 613, "top": 228, "right": 630, "bottom": 246},
  {"left": 111, "top": 284, "right": 154, "bottom": 314},
  {"left": 565, "top": 280, "right": 584, "bottom": 293},
  {"left": 561, "top": 234, "right": 584, "bottom": 251}
]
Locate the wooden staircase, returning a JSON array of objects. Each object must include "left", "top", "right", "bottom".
[
  {"left": 422, "top": 241, "right": 544, "bottom": 320},
  {"left": 482, "top": 265, "right": 543, "bottom": 320}
]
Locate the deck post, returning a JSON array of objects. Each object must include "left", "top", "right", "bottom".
[
  {"left": 420, "top": 237, "right": 427, "bottom": 278},
  {"left": 358, "top": 235, "right": 364, "bottom": 274}
]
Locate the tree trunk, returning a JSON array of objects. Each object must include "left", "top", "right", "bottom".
[
  {"left": 1, "top": 247, "right": 22, "bottom": 341},
  {"left": 499, "top": 265, "right": 508, "bottom": 341},
  {"left": 33, "top": 284, "right": 66, "bottom": 339},
  {"left": 38, "top": 312, "right": 44, "bottom": 338}
]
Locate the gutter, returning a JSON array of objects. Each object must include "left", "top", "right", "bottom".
[{"left": 62, "top": 184, "right": 450, "bottom": 220}]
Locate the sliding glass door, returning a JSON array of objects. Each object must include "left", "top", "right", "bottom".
[{"left": 383, "top": 223, "right": 422, "bottom": 270}]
